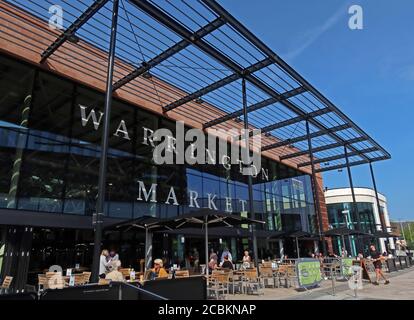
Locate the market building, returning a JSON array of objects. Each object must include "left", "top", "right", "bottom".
[
  {"left": 324, "top": 187, "right": 395, "bottom": 256},
  {"left": 0, "top": 0, "right": 391, "bottom": 291}
]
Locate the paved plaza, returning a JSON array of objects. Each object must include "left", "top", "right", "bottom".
[{"left": 227, "top": 268, "right": 414, "bottom": 300}]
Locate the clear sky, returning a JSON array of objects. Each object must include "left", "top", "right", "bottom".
[{"left": 221, "top": 0, "right": 414, "bottom": 221}]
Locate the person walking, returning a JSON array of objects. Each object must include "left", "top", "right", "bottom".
[{"left": 369, "top": 244, "right": 390, "bottom": 285}]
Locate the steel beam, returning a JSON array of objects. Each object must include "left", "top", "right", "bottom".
[
  {"left": 41, "top": 0, "right": 110, "bottom": 63},
  {"left": 233, "top": 107, "right": 330, "bottom": 141},
  {"left": 306, "top": 120, "right": 327, "bottom": 255},
  {"left": 298, "top": 147, "right": 378, "bottom": 167},
  {"left": 112, "top": 17, "right": 225, "bottom": 91},
  {"left": 201, "top": 0, "right": 391, "bottom": 161},
  {"left": 315, "top": 156, "right": 388, "bottom": 173},
  {"left": 344, "top": 145, "right": 363, "bottom": 254},
  {"left": 163, "top": 57, "right": 273, "bottom": 112},
  {"left": 281, "top": 137, "right": 367, "bottom": 160},
  {"left": 128, "top": 0, "right": 242, "bottom": 72},
  {"left": 242, "top": 78, "right": 260, "bottom": 275},
  {"left": 260, "top": 107, "right": 330, "bottom": 135},
  {"left": 262, "top": 124, "right": 352, "bottom": 151},
  {"left": 369, "top": 162, "right": 387, "bottom": 232},
  {"left": 203, "top": 86, "right": 307, "bottom": 129},
  {"left": 131, "top": 0, "right": 381, "bottom": 163},
  {"left": 91, "top": 0, "right": 119, "bottom": 283}
]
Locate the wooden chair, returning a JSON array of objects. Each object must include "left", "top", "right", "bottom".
[
  {"left": 45, "top": 272, "right": 65, "bottom": 289},
  {"left": 82, "top": 272, "right": 92, "bottom": 284},
  {"left": 229, "top": 271, "right": 243, "bottom": 295},
  {"left": 119, "top": 268, "right": 133, "bottom": 280},
  {"left": 0, "top": 276, "right": 13, "bottom": 294},
  {"left": 73, "top": 274, "right": 86, "bottom": 286},
  {"left": 286, "top": 265, "right": 299, "bottom": 288},
  {"left": 243, "top": 270, "right": 263, "bottom": 295},
  {"left": 259, "top": 266, "right": 276, "bottom": 288},
  {"left": 98, "top": 278, "right": 111, "bottom": 285},
  {"left": 37, "top": 274, "right": 48, "bottom": 296},
  {"left": 139, "top": 259, "right": 145, "bottom": 273},
  {"left": 276, "top": 263, "right": 292, "bottom": 287},
  {"left": 262, "top": 261, "right": 273, "bottom": 268},
  {"left": 175, "top": 270, "right": 190, "bottom": 278},
  {"left": 208, "top": 270, "right": 230, "bottom": 299}
]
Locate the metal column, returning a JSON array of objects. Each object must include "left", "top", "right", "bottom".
[
  {"left": 205, "top": 216, "right": 209, "bottom": 277},
  {"left": 344, "top": 145, "right": 362, "bottom": 254},
  {"left": 306, "top": 120, "right": 327, "bottom": 255},
  {"left": 369, "top": 162, "right": 386, "bottom": 232},
  {"left": 91, "top": 0, "right": 119, "bottom": 282},
  {"left": 241, "top": 78, "right": 260, "bottom": 275}
]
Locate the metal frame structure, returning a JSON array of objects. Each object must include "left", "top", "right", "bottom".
[{"left": 4, "top": 0, "right": 391, "bottom": 275}]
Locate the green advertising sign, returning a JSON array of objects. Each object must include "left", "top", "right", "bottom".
[
  {"left": 296, "top": 259, "right": 322, "bottom": 288},
  {"left": 341, "top": 258, "right": 354, "bottom": 277}
]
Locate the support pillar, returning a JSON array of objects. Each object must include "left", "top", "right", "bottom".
[
  {"left": 279, "top": 239, "right": 284, "bottom": 259},
  {"left": 305, "top": 120, "right": 327, "bottom": 255},
  {"left": 344, "top": 145, "right": 362, "bottom": 254},
  {"left": 241, "top": 78, "right": 260, "bottom": 275},
  {"left": 91, "top": 0, "right": 119, "bottom": 282},
  {"left": 145, "top": 229, "right": 153, "bottom": 271},
  {"left": 369, "top": 162, "right": 386, "bottom": 232}
]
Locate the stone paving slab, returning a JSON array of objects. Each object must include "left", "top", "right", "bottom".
[{"left": 225, "top": 268, "right": 414, "bottom": 300}]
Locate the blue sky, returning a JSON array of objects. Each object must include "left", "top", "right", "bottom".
[{"left": 221, "top": 0, "right": 414, "bottom": 221}]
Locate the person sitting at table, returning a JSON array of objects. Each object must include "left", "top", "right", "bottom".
[
  {"left": 220, "top": 247, "right": 232, "bottom": 263},
  {"left": 105, "top": 260, "right": 124, "bottom": 282},
  {"left": 242, "top": 250, "right": 251, "bottom": 269},
  {"left": 220, "top": 255, "right": 234, "bottom": 270},
  {"left": 209, "top": 248, "right": 218, "bottom": 263},
  {"left": 99, "top": 249, "right": 111, "bottom": 279},
  {"left": 208, "top": 258, "right": 218, "bottom": 273},
  {"left": 150, "top": 259, "right": 168, "bottom": 279}
]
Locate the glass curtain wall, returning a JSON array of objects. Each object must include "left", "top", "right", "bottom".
[
  {"left": 327, "top": 202, "right": 379, "bottom": 255},
  {"left": 0, "top": 53, "right": 316, "bottom": 234}
]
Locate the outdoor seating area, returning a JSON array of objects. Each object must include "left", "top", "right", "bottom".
[
  {"left": 204, "top": 253, "right": 414, "bottom": 300},
  {"left": 206, "top": 260, "right": 307, "bottom": 300},
  {"left": 36, "top": 271, "right": 92, "bottom": 295}
]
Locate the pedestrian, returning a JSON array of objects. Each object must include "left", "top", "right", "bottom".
[{"left": 369, "top": 244, "right": 390, "bottom": 285}]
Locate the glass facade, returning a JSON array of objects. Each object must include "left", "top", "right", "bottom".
[
  {"left": 327, "top": 202, "right": 379, "bottom": 255},
  {"left": 0, "top": 53, "right": 316, "bottom": 233}
]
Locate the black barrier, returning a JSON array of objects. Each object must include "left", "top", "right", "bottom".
[
  {"left": 0, "top": 292, "right": 37, "bottom": 300},
  {"left": 41, "top": 282, "right": 166, "bottom": 300},
  {"left": 395, "top": 258, "right": 402, "bottom": 270},
  {"left": 142, "top": 276, "right": 206, "bottom": 300},
  {"left": 386, "top": 259, "right": 397, "bottom": 273},
  {"left": 404, "top": 256, "right": 410, "bottom": 267},
  {"left": 399, "top": 256, "right": 407, "bottom": 269}
]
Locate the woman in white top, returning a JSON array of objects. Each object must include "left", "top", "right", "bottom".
[
  {"left": 99, "top": 249, "right": 110, "bottom": 278},
  {"left": 242, "top": 250, "right": 251, "bottom": 269}
]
